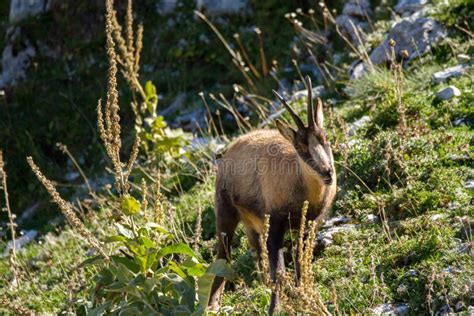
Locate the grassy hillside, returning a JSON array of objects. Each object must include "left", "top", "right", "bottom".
[{"left": 0, "top": 0, "right": 472, "bottom": 315}]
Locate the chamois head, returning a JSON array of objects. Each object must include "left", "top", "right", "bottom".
[{"left": 273, "top": 76, "right": 334, "bottom": 185}]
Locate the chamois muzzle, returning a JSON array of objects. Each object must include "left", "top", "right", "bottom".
[{"left": 321, "top": 169, "right": 333, "bottom": 185}]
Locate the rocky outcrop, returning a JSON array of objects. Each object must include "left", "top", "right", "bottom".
[
  {"left": 0, "top": 28, "right": 36, "bottom": 89},
  {"left": 348, "top": 0, "right": 447, "bottom": 79},
  {"left": 0, "top": 0, "right": 54, "bottom": 89},
  {"left": 196, "top": 0, "right": 249, "bottom": 15},
  {"left": 335, "top": 0, "right": 371, "bottom": 48},
  {"left": 395, "top": 0, "right": 429, "bottom": 16},
  {"left": 9, "top": 0, "right": 52, "bottom": 24},
  {"left": 351, "top": 15, "right": 446, "bottom": 79},
  {"left": 370, "top": 17, "right": 445, "bottom": 65}
]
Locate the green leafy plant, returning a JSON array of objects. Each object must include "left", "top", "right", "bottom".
[
  {"left": 137, "top": 81, "right": 191, "bottom": 158},
  {"left": 78, "top": 189, "right": 231, "bottom": 315}
]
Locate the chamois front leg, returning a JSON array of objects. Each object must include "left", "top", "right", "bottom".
[
  {"left": 209, "top": 190, "right": 240, "bottom": 311},
  {"left": 267, "top": 216, "right": 286, "bottom": 315}
]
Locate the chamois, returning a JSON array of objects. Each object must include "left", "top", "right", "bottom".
[{"left": 209, "top": 77, "right": 337, "bottom": 314}]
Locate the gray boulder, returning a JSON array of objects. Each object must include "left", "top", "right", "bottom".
[
  {"left": 432, "top": 64, "right": 470, "bottom": 83},
  {"left": 436, "top": 86, "right": 461, "bottom": 100},
  {"left": 351, "top": 16, "right": 446, "bottom": 79},
  {"left": 342, "top": 0, "right": 371, "bottom": 17},
  {"left": 336, "top": 15, "right": 369, "bottom": 48},
  {"left": 336, "top": 0, "right": 371, "bottom": 48},
  {"left": 370, "top": 17, "right": 446, "bottom": 65},
  {"left": 156, "top": 0, "right": 178, "bottom": 15},
  {"left": 395, "top": 0, "right": 429, "bottom": 16},
  {"left": 172, "top": 108, "right": 207, "bottom": 133},
  {"left": 9, "top": 0, "right": 51, "bottom": 24},
  {"left": 0, "top": 28, "right": 36, "bottom": 89},
  {"left": 196, "top": 0, "right": 249, "bottom": 15}
]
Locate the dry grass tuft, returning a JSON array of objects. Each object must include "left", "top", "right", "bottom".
[
  {"left": 0, "top": 297, "right": 33, "bottom": 316},
  {"left": 260, "top": 202, "right": 330, "bottom": 315}
]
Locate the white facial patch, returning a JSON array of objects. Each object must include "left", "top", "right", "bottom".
[{"left": 309, "top": 144, "right": 330, "bottom": 167}]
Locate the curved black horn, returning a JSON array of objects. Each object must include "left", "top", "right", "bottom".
[
  {"left": 305, "top": 76, "right": 315, "bottom": 128},
  {"left": 272, "top": 90, "right": 305, "bottom": 130}
]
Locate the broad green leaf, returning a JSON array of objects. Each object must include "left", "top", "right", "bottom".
[
  {"left": 197, "top": 272, "right": 216, "bottom": 312},
  {"left": 135, "top": 255, "right": 148, "bottom": 273},
  {"left": 111, "top": 256, "right": 140, "bottom": 274},
  {"left": 167, "top": 261, "right": 188, "bottom": 279},
  {"left": 181, "top": 257, "right": 206, "bottom": 277},
  {"left": 196, "top": 260, "right": 233, "bottom": 312},
  {"left": 122, "top": 195, "right": 141, "bottom": 216},
  {"left": 104, "top": 235, "right": 128, "bottom": 243},
  {"left": 113, "top": 262, "right": 135, "bottom": 283},
  {"left": 144, "top": 81, "right": 157, "bottom": 99},
  {"left": 206, "top": 259, "right": 232, "bottom": 278},
  {"left": 145, "top": 222, "right": 170, "bottom": 234},
  {"left": 138, "top": 235, "right": 156, "bottom": 249},
  {"left": 96, "top": 267, "right": 115, "bottom": 286},
  {"left": 115, "top": 223, "right": 134, "bottom": 239},
  {"left": 84, "top": 301, "right": 112, "bottom": 316},
  {"left": 151, "top": 116, "right": 167, "bottom": 131},
  {"left": 118, "top": 305, "right": 142, "bottom": 316},
  {"left": 78, "top": 255, "right": 104, "bottom": 268},
  {"left": 155, "top": 243, "right": 197, "bottom": 259}
]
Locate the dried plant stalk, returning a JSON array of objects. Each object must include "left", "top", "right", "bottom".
[
  {"left": 97, "top": 0, "right": 141, "bottom": 196},
  {"left": 27, "top": 157, "right": 108, "bottom": 259},
  {"left": 193, "top": 206, "right": 203, "bottom": 252},
  {"left": 154, "top": 172, "right": 164, "bottom": 225},
  {"left": 0, "top": 151, "right": 20, "bottom": 288}
]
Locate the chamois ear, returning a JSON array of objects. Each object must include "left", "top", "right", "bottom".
[
  {"left": 276, "top": 119, "right": 296, "bottom": 142},
  {"left": 315, "top": 98, "right": 324, "bottom": 128}
]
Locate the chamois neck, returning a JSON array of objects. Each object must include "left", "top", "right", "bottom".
[{"left": 297, "top": 157, "right": 326, "bottom": 206}]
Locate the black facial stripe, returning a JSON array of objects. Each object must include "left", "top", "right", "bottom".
[{"left": 297, "top": 149, "right": 327, "bottom": 176}]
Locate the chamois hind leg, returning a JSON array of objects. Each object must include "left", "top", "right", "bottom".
[
  {"left": 209, "top": 188, "right": 240, "bottom": 311},
  {"left": 267, "top": 216, "right": 286, "bottom": 315}
]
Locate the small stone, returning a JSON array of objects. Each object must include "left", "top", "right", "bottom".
[
  {"left": 436, "top": 86, "right": 461, "bottom": 100},
  {"left": 2, "top": 230, "right": 38, "bottom": 257},
  {"left": 457, "top": 54, "right": 470, "bottom": 63},
  {"left": 348, "top": 116, "right": 370, "bottom": 136},
  {"left": 350, "top": 60, "right": 369, "bottom": 79},
  {"left": 291, "top": 86, "right": 326, "bottom": 101},
  {"left": 404, "top": 269, "right": 418, "bottom": 277},
  {"left": 366, "top": 214, "right": 379, "bottom": 224},
  {"left": 372, "top": 303, "right": 409, "bottom": 315},
  {"left": 455, "top": 301, "right": 465, "bottom": 312},
  {"left": 464, "top": 180, "right": 474, "bottom": 190},
  {"left": 323, "top": 216, "right": 350, "bottom": 228},
  {"left": 430, "top": 214, "right": 444, "bottom": 221},
  {"left": 432, "top": 64, "right": 470, "bottom": 83}
]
